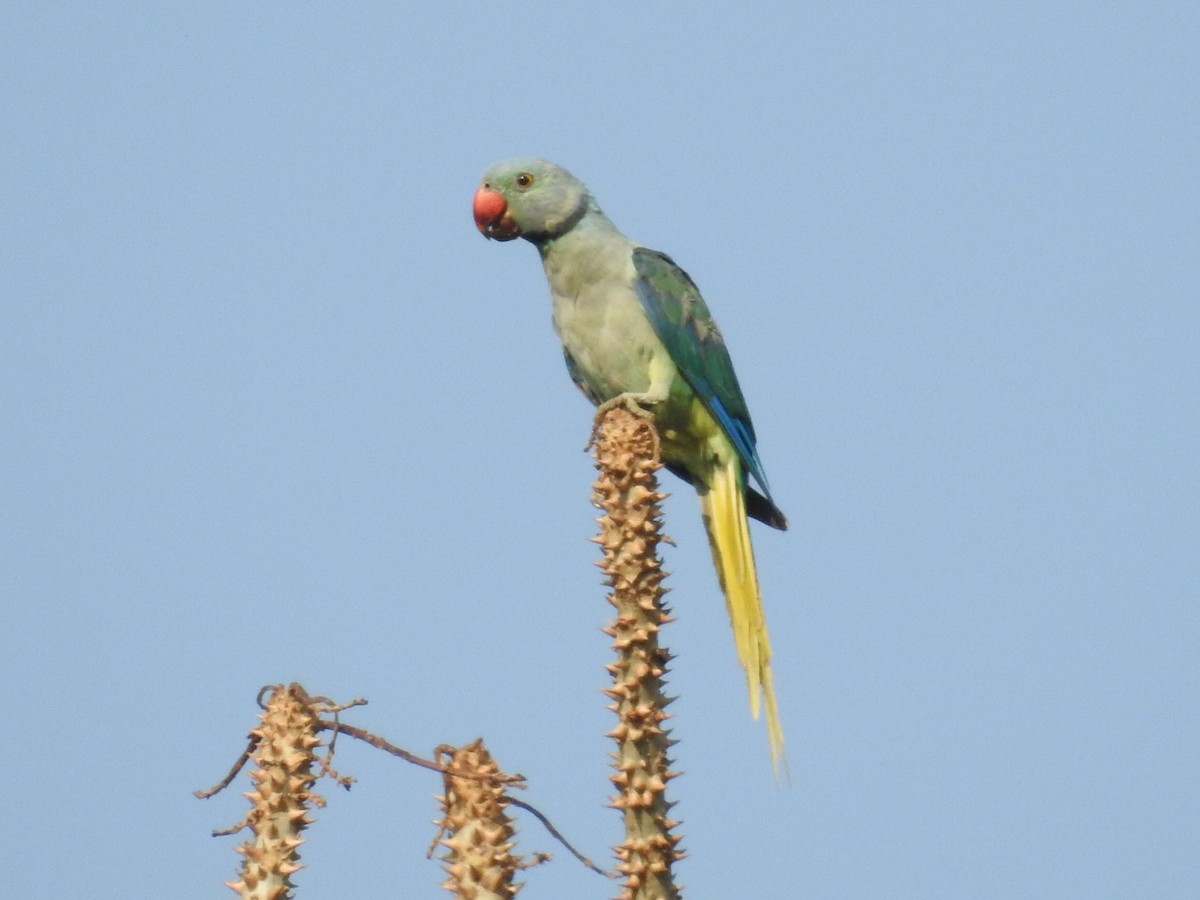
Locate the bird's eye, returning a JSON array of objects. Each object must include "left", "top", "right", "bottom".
[{"left": 515, "top": 172, "right": 534, "bottom": 189}]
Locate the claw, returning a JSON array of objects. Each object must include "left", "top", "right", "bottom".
[{"left": 595, "top": 392, "right": 660, "bottom": 420}]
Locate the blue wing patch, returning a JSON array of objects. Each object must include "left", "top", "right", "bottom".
[{"left": 631, "top": 247, "right": 776, "bottom": 503}]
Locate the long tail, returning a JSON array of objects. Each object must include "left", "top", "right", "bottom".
[{"left": 698, "top": 457, "right": 785, "bottom": 773}]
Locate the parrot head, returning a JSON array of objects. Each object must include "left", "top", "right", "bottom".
[{"left": 473, "top": 158, "right": 590, "bottom": 243}]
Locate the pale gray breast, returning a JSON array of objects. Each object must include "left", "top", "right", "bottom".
[{"left": 547, "top": 244, "right": 664, "bottom": 398}]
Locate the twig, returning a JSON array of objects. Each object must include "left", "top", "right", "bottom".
[
  {"left": 508, "top": 798, "right": 615, "bottom": 878},
  {"left": 318, "top": 721, "right": 527, "bottom": 785},
  {"left": 193, "top": 735, "right": 259, "bottom": 799}
]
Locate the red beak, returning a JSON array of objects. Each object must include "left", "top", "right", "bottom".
[{"left": 473, "top": 187, "right": 520, "bottom": 240}]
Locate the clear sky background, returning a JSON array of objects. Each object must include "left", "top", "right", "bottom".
[{"left": 3, "top": 3, "right": 1197, "bottom": 897}]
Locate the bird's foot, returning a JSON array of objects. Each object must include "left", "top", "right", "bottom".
[{"left": 595, "top": 392, "right": 660, "bottom": 420}]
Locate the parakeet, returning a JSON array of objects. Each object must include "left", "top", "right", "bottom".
[{"left": 473, "top": 158, "right": 788, "bottom": 768}]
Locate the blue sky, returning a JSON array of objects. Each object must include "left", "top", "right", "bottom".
[{"left": 3, "top": 3, "right": 1197, "bottom": 897}]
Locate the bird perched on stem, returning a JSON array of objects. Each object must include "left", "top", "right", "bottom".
[{"left": 473, "top": 158, "right": 788, "bottom": 770}]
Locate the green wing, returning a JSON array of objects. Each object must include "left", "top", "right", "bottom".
[{"left": 631, "top": 247, "right": 779, "bottom": 510}]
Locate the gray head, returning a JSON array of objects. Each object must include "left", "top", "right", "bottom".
[{"left": 472, "top": 157, "right": 595, "bottom": 243}]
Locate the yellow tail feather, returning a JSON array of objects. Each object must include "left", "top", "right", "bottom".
[{"left": 699, "top": 458, "right": 785, "bottom": 774}]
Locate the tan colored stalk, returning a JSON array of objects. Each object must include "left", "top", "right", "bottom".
[
  {"left": 437, "top": 739, "right": 523, "bottom": 898},
  {"left": 591, "top": 407, "right": 684, "bottom": 900},
  {"left": 227, "top": 683, "right": 322, "bottom": 899}
]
